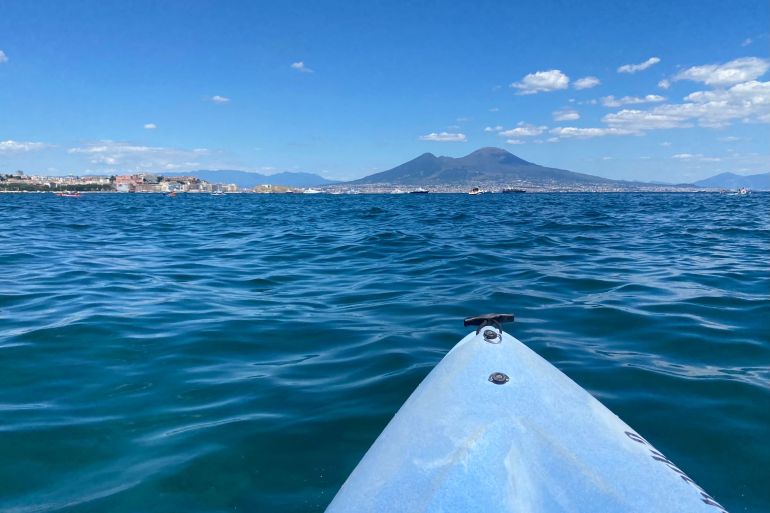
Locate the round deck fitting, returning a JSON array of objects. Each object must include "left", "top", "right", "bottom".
[
  {"left": 483, "top": 329, "right": 500, "bottom": 343},
  {"left": 488, "top": 372, "right": 509, "bottom": 385}
]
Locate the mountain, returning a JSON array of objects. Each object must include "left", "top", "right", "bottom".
[
  {"left": 351, "top": 147, "right": 616, "bottom": 186},
  {"left": 694, "top": 172, "right": 770, "bottom": 190},
  {"left": 164, "top": 170, "right": 337, "bottom": 187}
]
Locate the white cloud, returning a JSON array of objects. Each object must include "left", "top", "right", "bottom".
[
  {"left": 291, "top": 61, "right": 313, "bottom": 73},
  {"left": 488, "top": 107, "right": 500, "bottom": 112},
  {"left": 211, "top": 95, "right": 230, "bottom": 104},
  {"left": 144, "top": 123, "right": 157, "bottom": 130},
  {"left": 618, "top": 57, "right": 661, "bottom": 74},
  {"left": 673, "top": 57, "right": 769, "bottom": 86},
  {"left": 68, "top": 142, "right": 154, "bottom": 155},
  {"left": 658, "top": 79, "right": 671, "bottom": 89},
  {"left": 573, "top": 76, "right": 600, "bottom": 90},
  {"left": 719, "top": 136, "right": 740, "bottom": 142},
  {"left": 418, "top": 132, "right": 467, "bottom": 142},
  {"left": 67, "top": 140, "right": 210, "bottom": 170},
  {"left": 499, "top": 123, "right": 546, "bottom": 137},
  {"left": 672, "top": 153, "right": 721, "bottom": 162},
  {"left": 741, "top": 38, "right": 753, "bottom": 47},
  {"left": 603, "top": 108, "right": 691, "bottom": 130},
  {"left": 0, "top": 50, "right": 7, "bottom": 64},
  {"left": 553, "top": 109, "right": 580, "bottom": 121},
  {"left": 505, "top": 139, "right": 525, "bottom": 145},
  {"left": 0, "top": 140, "right": 47, "bottom": 152},
  {"left": 511, "top": 69, "right": 569, "bottom": 94},
  {"left": 660, "top": 141, "right": 672, "bottom": 147},
  {"left": 549, "top": 127, "right": 637, "bottom": 138},
  {"left": 601, "top": 94, "right": 666, "bottom": 107},
  {"left": 604, "top": 79, "right": 770, "bottom": 129},
  {"left": 484, "top": 125, "right": 503, "bottom": 132}
]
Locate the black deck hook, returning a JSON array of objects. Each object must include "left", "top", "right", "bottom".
[{"left": 463, "top": 313, "right": 514, "bottom": 335}]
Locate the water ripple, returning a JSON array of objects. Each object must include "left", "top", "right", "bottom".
[{"left": 0, "top": 192, "right": 768, "bottom": 512}]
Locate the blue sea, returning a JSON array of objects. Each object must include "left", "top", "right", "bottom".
[{"left": 1, "top": 192, "right": 768, "bottom": 512}]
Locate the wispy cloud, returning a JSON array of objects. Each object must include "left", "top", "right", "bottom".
[
  {"left": 617, "top": 57, "right": 661, "bottom": 74},
  {"left": 0, "top": 140, "right": 48, "bottom": 152},
  {"left": 550, "top": 127, "right": 637, "bottom": 138},
  {"left": 0, "top": 50, "right": 8, "bottom": 64},
  {"left": 484, "top": 125, "right": 503, "bottom": 132},
  {"left": 210, "top": 95, "right": 230, "bottom": 104},
  {"left": 553, "top": 109, "right": 580, "bottom": 121},
  {"left": 672, "top": 153, "right": 721, "bottom": 162},
  {"left": 658, "top": 79, "right": 671, "bottom": 89},
  {"left": 499, "top": 123, "right": 546, "bottom": 137},
  {"left": 143, "top": 123, "right": 157, "bottom": 130},
  {"left": 741, "top": 38, "right": 753, "bottom": 47},
  {"left": 290, "top": 61, "right": 313, "bottom": 73},
  {"left": 505, "top": 139, "right": 525, "bottom": 145},
  {"left": 511, "top": 69, "right": 569, "bottom": 94},
  {"left": 67, "top": 140, "right": 210, "bottom": 170},
  {"left": 672, "top": 57, "right": 769, "bottom": 86},
  {"left": 418, "top": 132, "right": 467, "bottom": 142},
  {"left": 573, "top": 76, "right": 600, "bottom": 90},
  {"left": 601, "top": 94, "right": 666, "bottom": 107}
]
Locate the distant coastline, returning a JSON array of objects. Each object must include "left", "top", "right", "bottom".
[{"left": 3, "top": 146, "right": 767, "bottom": 194}]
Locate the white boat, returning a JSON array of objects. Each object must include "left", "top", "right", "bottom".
[{"left": 327, "top": 314, "right": 725, "bottom": 513}]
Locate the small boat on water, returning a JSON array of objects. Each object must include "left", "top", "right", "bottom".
[
  {"left": 468, "top": 187, "right": 484, "bottom": 195},
  {"left": 327, "top": 314, "right": 725, "bottom": 513},
  {"left": 738, "top": 187, "right": 751, "bottom": 195},
  {"left": 502, "top": 188, "right": 526, "bottom": 193},
  {"left": 409, "top": 188, "right": 429, "bottom": 194},
  {"left": 164, "top": 191, "right": 177, "bottom": 197},
  {"left": 56, "top": 192, "right": 81, "bottom": 197},
  {"left": 211, "top": 191, "right": 225, "bottom": 196}
]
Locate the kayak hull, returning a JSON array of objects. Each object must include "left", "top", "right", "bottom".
[{"left": 326, "top": 329, "right": 725, "bottom": 513}]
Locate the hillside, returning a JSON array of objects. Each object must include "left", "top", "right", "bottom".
[
  {"left": 351, "top": 147, "right": 616, "bottom": 186},
  {"left": 694, "top": 172, "right": 770, "bottom": 190}
]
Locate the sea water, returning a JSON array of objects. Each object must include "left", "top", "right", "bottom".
[{"left": 0, "top": 192, "right": 768, "bottom": 512}]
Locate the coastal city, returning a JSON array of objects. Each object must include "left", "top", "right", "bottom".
[{"left": 0, "top": 170, "right": 713, "bottom": 194}]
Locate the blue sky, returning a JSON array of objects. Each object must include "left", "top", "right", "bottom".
[{"left": 1, "top": 0, "right": 768, "bottom": 182}]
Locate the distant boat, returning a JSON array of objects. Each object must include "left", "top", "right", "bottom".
[
  {"left": 303, "top": 188, "right": 323, "bottom": 194},
  {"left": 738, "top": 187, "right": 751, "bottom": 195},
  {"left": 469, "top": 187, "right": 482, "bottom": 195},
  {"left": 56, "top": 192, "right": 81, "bottom": 197},
  {"left": 409, "top": 188, "right": 429, "bottom": 194},
  {"left": 211, "top": 191, "right": 225, "bottom": 196},
  {"left": 164, "top": 191, "right": 177, "bottom": 197},
  {"left": 502, "top": 188, "right": 526, "bottom": 193}
]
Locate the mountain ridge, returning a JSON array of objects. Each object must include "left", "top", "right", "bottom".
[
  {"left": 351, "top": 147, "right": 617, "bottom": 186},
  {"left": 694, "top": 172, "right": 770, "bottom": 190}
]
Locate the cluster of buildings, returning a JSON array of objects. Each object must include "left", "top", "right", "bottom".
[
  {"left": 0, "top": 171, "right": 112, "bottom": 191},
  {"left": 112, "top": 174, "right": 238, "bottom": 193},
  {"left": 0, "top": 171, "right": 241, "bottom": 193}
]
